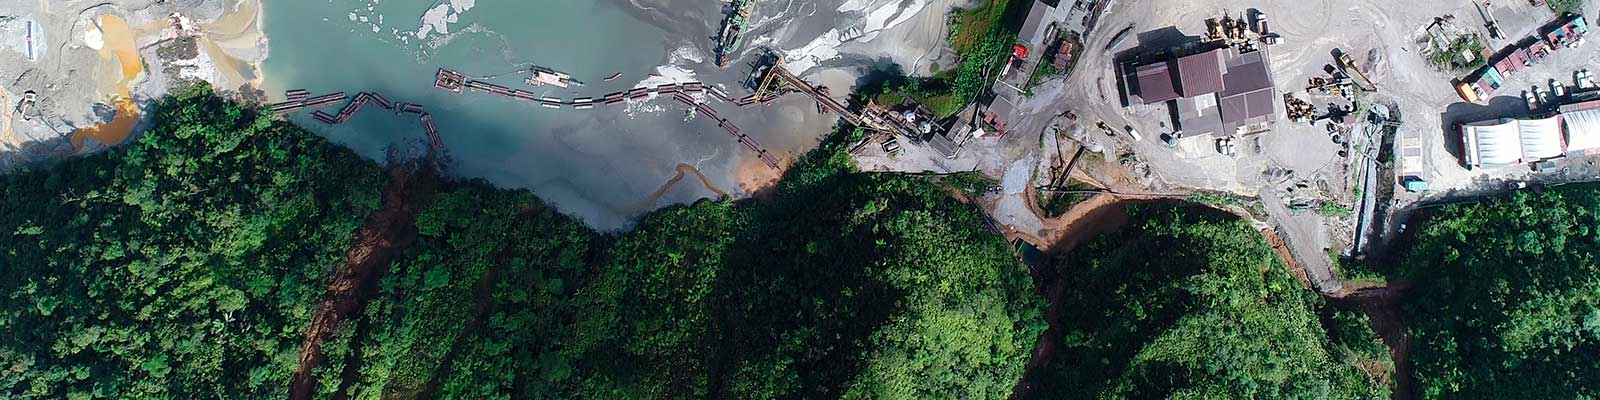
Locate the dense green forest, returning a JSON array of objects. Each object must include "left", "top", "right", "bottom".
[
  {"left": 0, "top": 89, "right": 1044, "bottom": 399},
  {"left": 1032, "top": 205, "right": 1387, "bottom": 399},
  {"left": 321, "top": 130, "right": 1046, "bottom": 399},
  {"left": 17, "top": 82, "right": 1597, "bottom": 400},
  {"left": 1398, "top": 186, "right": 1600, "bottom": 399},
  {"left": 0, "top": 85, "right": 386, "bottom": 398}
]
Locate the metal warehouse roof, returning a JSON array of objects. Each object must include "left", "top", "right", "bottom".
[
  {"left": 1461, "top": 116, "right": 1563, "bottom": 166},
  {"left": 1177, "top": 49, "right": 1225, "bottom": 96},
  {"left": 1564, "top": 108, "right": 1600, "bottom": 152},
  {"left": 1219, "top": 51, "right": 1276, "bottom": 124},
  {"left": 1136, "top": 61, "right": 1180, "bottom": 103}
]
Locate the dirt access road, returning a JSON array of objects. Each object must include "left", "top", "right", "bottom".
[{"left": 289, "top": 165, "right": 432, "bottom": 400}]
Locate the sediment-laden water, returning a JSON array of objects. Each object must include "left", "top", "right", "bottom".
[{"left": 259, "top": 0, "right": 937, "bottom": 230}]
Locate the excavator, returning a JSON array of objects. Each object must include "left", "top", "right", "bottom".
[
  {"left": 1334, "top": 49, "right": 1378, "bottom": 92},
  {"left": 19, "top": 91, "right": 36, "bottom": 120},
  {"left": 0, "top": 90, "right": 32, "bottom": 147}
]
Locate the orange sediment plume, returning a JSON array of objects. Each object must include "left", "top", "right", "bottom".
[
  {"left": 71, "top": 15, "right": 144, "bottom": 152},
  {"left": 633, "top": 163, "right": 730, "bottom": 212},
  {"left": 69, "top": 97, "right": 139, "bottom": 151},
  {"left": 735, "top": 154, "right": 786, "bottom": 198}
]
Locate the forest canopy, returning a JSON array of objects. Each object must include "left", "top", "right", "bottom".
[
  {"left": 1032, "top": 205, "right": 1387, "bottom": 399},
  {"left": 0, "top": 89, "right": 1044, "bottom": 399},
  {"left": 1398, "top": 186, "right": 1600, "bottom": 399},
  {"left": 0, "top": 85, "right": 386, "bottom": 398},
  {"left": 15, "top": 80, "right": 1585, "bottom": 400}
]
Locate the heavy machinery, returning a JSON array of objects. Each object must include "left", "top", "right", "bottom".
[
  {"left": 714, "top": 0, "right": 757, "bottom": 67},
  {"left": 1206, "top": 11, "right": 1276, "bottom": 49},
  {"left": 18, "top": 91, "right": 35, "bottom": 120},
  {"left": 1335, "top": 49, "right": 1377, "bottom": 91},
  {"left": 1284, "top": 94, "right": 1318, "bottom": 122},
  {"left": 1475, "top": 1, "right": 1503, "bottom": 40},
  {"left": 1255, "top": 11, "right": 1282, "bottom": 45}
]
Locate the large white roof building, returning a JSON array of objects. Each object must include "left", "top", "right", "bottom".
[
  {"left": 1461, "top": 116, "right": 1564, "bottom": 167},
  {"left": 1562, "top": 108, "right": 1600, "bottom": 152},
  {"left": 1459, "top": 99, "right": 1600, "bottom": 168}
]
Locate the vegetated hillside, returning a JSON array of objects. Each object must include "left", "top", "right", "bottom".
[
  {"left": 0, "top": 86, "right": 387, "bottom": 398},
  {"left": 320, "top": 182, "right": 600, "bottom": 399},
  {"left": 559, "top": 142, "right": 1045, "bottom": 399},
  {"left": 1399, "top": 187, "right": 1600, "bottom": 399},
  {"left": 322, "top": 130, "right": 1046, "bottom": 399},
  {"left": 1034, "top": 205, "right": 1386, "bottom": 399},
  {"left": 0, "top": 89, "right": 1045, "bottom": 399}
]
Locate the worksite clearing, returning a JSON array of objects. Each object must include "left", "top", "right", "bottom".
[
  {"left": 0, "top": 0, "right": 268, "bottom": 169},
  {"left": 851, "top": 0, "right": 1600, "bottom": 295}
]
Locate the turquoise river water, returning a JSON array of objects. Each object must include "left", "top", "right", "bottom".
[{"left": 260, "top": 0, "right": 830, "bottom": 230}]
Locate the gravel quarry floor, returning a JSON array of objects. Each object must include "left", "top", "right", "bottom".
[{"left": 0, "top": 0, "right": 265, "bottom": 169}]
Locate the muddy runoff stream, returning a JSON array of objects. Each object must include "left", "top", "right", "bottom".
[{"left": 70, "top": 15, "right": 143, "bottom": 151}]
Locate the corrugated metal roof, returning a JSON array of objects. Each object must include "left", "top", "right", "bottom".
[
  {"left": 1222, "top": 54, "right": 1272, "bottom": 95},
  {"left": 1218, "top": 51, "right": 1276, "bottom": 124},
  {"left": 927, "top": 131, "right": 959, "bottom": 158},
  {"left": 1217, "top": 90, "right": 1276, "bottom": 125},
  {"left": 1464, "top": 120, "right": 1523, "bottom": 166},
  {"left": 1220, "top": 95, "right": 1250, "bottom": 124},
  {"left": 1175, "top": 96, "right": 1223, "bottom": 135},
  {"left": 1518, "top": 117, "right": 1563, "bottom": 159},
  {"left": 1504, "top": 49, "right": 1530, "bottom": 69},
  {"left": 1244, "top": 90, "right": 1276, "bottom": 121},
  {"left": 1559, "top": 99, "right": 1600, "bottom": 113},
  {"left": 1135, "top": 62, "right": 1181, "bottom": 103},
  {"left": 1462, "top": 116, "right": 1564, "bottom": 166},
  {"left": 1474, "top": 78, "right": 1494, "bottom": 94},
  {"left": 1564, "top": 109, "right": 1600, "bottom": 152},
  {"left": 1495, "top": 56, "right": 1522, "bottom": 74},
  {"left": 1401, "top": 136, "right": 1425, "bottom": 174},
  {"left": 1177, "top": 50, "right": 1225, "bottom": 96},
  {"left": 1018, "top": 2, "right": 1053, "bottom": 47},
  {"left": 1482, "top": 66, "right": 1504, "bottom": 85}
]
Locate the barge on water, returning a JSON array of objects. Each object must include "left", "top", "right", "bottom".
[
  {"left": 713, "top": 0, "right": 756, "bottom": 67},
  {"left": 526, "top": 66, "right": 583, "bottom": 88}
]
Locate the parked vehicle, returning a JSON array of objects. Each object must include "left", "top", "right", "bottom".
[
  {"left": 881, "top": 139, "right": 901, "bottom": 156},
  {"left": 1096, "top": 121, "right": 1116, "bottom": 136},
  {"left": 1123, "top": 125, "right": 1143, "bottom": 142},
  {"left": 1215, "top": 137, "right": 1238, "bottom": 157}
]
